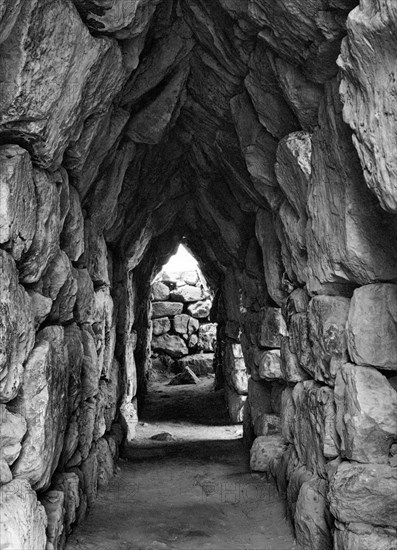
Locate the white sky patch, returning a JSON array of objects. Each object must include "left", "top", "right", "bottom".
[{"left": 164, "top": 244, "right": 198, "bottom": 272}]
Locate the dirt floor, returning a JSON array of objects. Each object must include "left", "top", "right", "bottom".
[{"left": 66, "top": 376, "right": 295, "bottom": 550}]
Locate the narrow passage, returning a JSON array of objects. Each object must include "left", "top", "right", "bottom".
[{"left": 66, "top": 377, "right": 294, "bottom": 550}]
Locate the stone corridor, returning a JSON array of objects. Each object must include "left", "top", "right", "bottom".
[{"left": 0, "top": 1, "right": 397, "bottom": 549}]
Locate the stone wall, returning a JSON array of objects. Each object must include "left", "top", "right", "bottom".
[
  {"left": 0, "top": 1, "right": 396, "bottom": 549},
  {"left": 150, "top": 269, "right": 217, "bottom": 378}
]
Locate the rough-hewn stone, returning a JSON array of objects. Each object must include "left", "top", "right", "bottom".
[{"left": 152, "top": 301, "right": 183, "bottom": 319}]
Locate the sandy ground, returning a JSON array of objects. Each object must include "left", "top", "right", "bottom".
[{"left": 66, "top": 377, "right": 295, "bottom": 550}]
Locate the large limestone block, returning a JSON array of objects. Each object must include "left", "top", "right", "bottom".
[
  {"left": 292, "top": 381, "right": 339, "bottom": 477},
  {"left": 176, "top": 354, "right": 214, "bottom": 376},
  {"left": 0, "top": 478, "right": 47, "bottom": 550},
  {"left": 151, "top": 281, "right": 170, "bottom": 301},
  {"left": 306, "top": 81, "right": 397, "bottom": 293},
  {"left": 338, "top": 1, "right": 397, "bottom": 213},
  {"left": 119, "top": 397, "right": 138, "bottom": 443},
  {"left": 257, "top": 350, "right": 283, "bottom": 380},
  {"left": 64, "top": 324, "right": 84, "bottom": 416},
  {"left": 73, "top": 268, "right": 96, "bottom": 324},
  {"left": 27, "top": 290, "right": 52, "bottom": 329},
  {"left": 103, "top": 359, "right": 120, "bottom": 431},
  {"left": 78, "top": 399, "right": 96, "bottom": 461},
  {"left": 10, "top": 327, "right": 68, "bottom": 491},
  {"left": 173, "top": 314, "right": 190, "bottom": 334},
  {"left": 0, "top": 145, "right": 36, "bottom": 260},
  {"left": 248, "top": 378, "right": 273, "bottom": 427},
  {"left": 280, "top": 336, "right": 310, "bottom": 383},
  {"left": 0, "top": 250, "right": 35, "bottom": 402},
  {"left": 197, "top": 323, "right": 217, "bottom": 352},
  {"left": 83, "top": 220, "right": 110, "bottom": 287},
  {"left": 280, "top": 386, "right": 295, "bottom": 444},
  {"left": 18, "top": 168, "right": 65, "bottom": 283},
  {"left": 187, "top": 299, "right": 211, "bottom": 319},
  {"left": 347, "top": 284, "right": 397, "bottom": 370},
  {"left": 152, "top": 334, "right": 188, "bottom": 359},
  {"left": 255, "top": 210, "right": 287, "bottom": 306},
  {"left": 259, "top": 307, "right": 287, "bottom": 348},
  {"left": 0, "top": 405, "right": 27, "bottom": 465},
  {"left": 96, "top": 438, "right": 114, "bottom": 488},
  {"left": 152, "top": 316, "right": 171, "bottom": 336},
  {"left": 152, "top": 301, "right": 183, "bottom": 318},
  {"left": 225, "top": 386, "right": 246, "bottom": 423},
  {"left": 94, "top": 287, "right": 116, "bottom": 379},
  {"left": 308, "top": 295, "right": 350, "bottom": 384},
  {"left": 289, "top": 312, "right": 314, "bottom": 376},
  {"left": 0, "top": 0, "right": 125, "bottom": 169},
  {"left": 52, "top": 472, "right": 80, "bottom": 536},
  {"left": 254, "top": 413, "right": 281, "bottom": 437},
  {"left": 295, "top": 477, "right": 332, "bottom": 550},
  {"left": 334, "top": 522, "right": 397, "bottom": 550},
  {"left": 81, "top": 327, "right": 100, "bottom": 400},
  {"left": 81, "top": 446, "right": 98, "bottom": 507},
  {"left": 249, "top": 435, "right": 286, "bottom": 473},
  {"left": 170, "top": 284, "right": 205, "bottom": 303},
  {"left": 224, "top": 342, "right": 248, "bottom": 394},
  {"left": 335, "top": 364, "right": 397, "bottom": 464},
  {"left": 42, "top": 249, "right": 78, "bottom": 324},
  {"left": 41, "top": 489, "right": 65, "bottom": 550},
  {"left": 329, "top": 462, "right": 397, "bottom": 528},
  {"left": 60, "top": 185, "right": 84, "bottom": 262}
]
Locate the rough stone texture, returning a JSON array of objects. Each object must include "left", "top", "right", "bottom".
[
  {"left": 0, "top": 250, "right": 35, "bottom": 403},
  {"left": 334, "top": 521, "right": 397, "bottom": 550},
  {"left": 0, "top": 478, "right": 47, "bottom": 549},
  {"left": 248, "top": 378, "right": 273, "bottom": 430},
  {"left": 347, "top": 284, "right": 397, "bottom": 370},
  {"left": 329, "top": 462, "right": 397, "bottom": 528},
  {"left": 257, "top": 350, "right": 283, "bottom": 380},
  {"left": 152, "top": 301, "right": 183, "bottom": 319},
  {"left": 152, "top": 317, "right": 171, "bottom": 336},
  {"left": 225, "top": 386, "right": 246, "bottom": 423},
  {"left": 308, "top": 295, "right": 350, "bottom": 385},
  {"left": 61, "top": 185, "right": 85, "bottom": 262},
  {"left": 0, "top": 405, "right": 27, "bottom": 465},
  {"left": 197, "top": 323, "right": 217, "bottom": 352},
  {"left": 173, "top": 314, "right": 190, "bottom": 334},
  {"left": 151, "top": 281, "right": 170, "bottom": 301},
  {"left": 176, "top": 354, "right": 214, "bottom": 376},
  {"left": 250, "top": 435, "right": 286, "bottom": 473},
  {"left": 187, "top": 300, "right": 212, "bottom": 319},
  {"left": 280, "top": 336, "right": 310, "bottom": 383},
  {"left": 152, "top": 334, "right": 188, "bottom": 359},
  {"left": 170, "top": 284, "right": 205, "bottom": 303},
  {"left": 259, "top": 307, "right": 287, "bottom": 348},
  {"left": 335, "top": 364, "right": 397, "bottom": 464},
  {"left": 295, "top": 477, "right": 332, "bottom": 550},
  {"left": 41, "top": 490, "right": 65, "bottom": 550},
  {"left": 0, "top": 145, "right": 36, "bottom": 261},
  {"left": 10, "top": 327, "right": 68, "bottom": 491},
  {"left": 169, "top": 366, "right": 201, "bottom": 386}
]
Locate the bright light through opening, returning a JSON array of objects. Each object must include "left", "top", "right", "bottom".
[{"left": 163, "top": 244, "right": 198, "bottom": 272}]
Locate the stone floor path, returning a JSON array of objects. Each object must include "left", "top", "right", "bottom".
[{"left": 66, "top": 377, "right": 295, "bottom": 550}]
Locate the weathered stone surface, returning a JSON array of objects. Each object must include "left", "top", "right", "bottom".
[
  {"left": 224, "top": 342, "right": 248, "bottom": 395},
  {"left": 169, "top": 366, "right": 201, "bottom": 386},
  {"left": 170, "top": 284, "right": 205, "bottom": 303},
  {"left": 254, "top": 413, "right": 281, "bottom": 437},
  {"left": 96, "top": 438, "right": 114, "bottom": 488},
  {"left": 0, "top": 250, "right": 35, "bottom": 403},
  {"left": 187, "top": 299, "right": 211, "bottom": 319},
  {"left": 250, "top": 435, "right": 286, "bottom": 473},
  {"left": 151, "top": 281, "right": 170, "bottom": 301},
  {"left": 292, "top": 381, "right": 339, "bottom": 477},
  {"left": 0, "top": 145, "right": 36, "bottom": 260},
  {"left": 176, "top": 354, "right": 214, "bottom": 376},
  {"left": 73, "top": 268, "right": 97, "bottom": 324},
  {"left": 52, "top": 472, "right": 80, "bottom": 535},
  {"left": 83, "top": 220, "right": 110, "bottom": 287},
  {"left": 173, "top": 314, "right": 190, "bottom": 334},
  {"left": 308, "top": 295, "right": 350, "bottom": 385},
  {"left": 0, "top": 0, "right": 125, "bottom": 168},
  {"left": 81, "top": 446, "right": 98, "bottom": 507},
  {"left": 338, "top": 1, "right": 397, "bottom": 213},
  {"left": 152, "top": 334, "right": 188, "bottom": 359},
  {"left": 259, "top": 307, "right": 287, "bottom": 348},
  {"left": 81, "top": 327, "right": 100, "bottom": 400},
  {"left": 27, "top": 290, "right": 53, "bottom": 329},
  {"left": 60, "top": 185, "right": 84, "bottom": 262},
  {"left": 248, "top": 378, "right": 273, "bottom": 430},
  {"left": 18, "top": 169, "right": 65, "bottom": 283},
  {"left": 295, "top": 477, "right": 332, "bottom": 550},
  {"left": 280, "top": 386, "right": 295, "bottom": 444},
  {"left": 10, "top": 327, "right": 68, "bottom": 491},
  {"left": 0, "top": 458, "right": 12, "bottom": 485},
  {"left": 0, "top": 405, "right": 27, "bottom": 465},
  {"left": 280, "top": 336, "right": 310, "bottom": 383},
  {"left": 329, "top": 462, "right": 397, "bottom": 528},
  {"left": 347, "top": 284, "right": 397, "bottom": 370},
  {"left": 335, "top": 364, "right": 397, "bottom": 464},
  {"left": 257, "top": 350, "right": 282, "bottom": 380},
  {"left": 41, "top": 489, "right": 65, "bottom": 550},
  {"left": 119, "top": 397, "right": 139, "bottom": 443},
  {"left": 334, "top": 521, "right": 397, "bottom": 550},
  {"left": 289, "top": 312, "right": 314, "bottom": 376},
  {"left": 225, "top": 386, "right": 246, "bottom": 423},
  {"left": 0, "top": 478, "right": 47, "bottom": 550},
  {"left": 152, "top": 301, "right": 183, "bottom": 319},
  {"left": 152, "top": 316, "right": 171, "bottom": 336},
  {"left": 42, "top": 249, "right": 78, "bottom": 324},
  {"left": 197, "top": 323, "right": 217, "bottom": 352}
]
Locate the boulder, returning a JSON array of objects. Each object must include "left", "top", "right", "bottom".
[
  {"left": 335, "top": 364, "right": 397, "bottom": 464},
  {"left": 26, "top": 290, "right": 53, "bottom": 329},
  {"left": 0, "top": 405, "right": 27, "bottom": 465},
  {"left": 225, "top": 386, "right": 246, "bottom": 423},
  {"left": 176, "top": 354, "right": 214, "bottom": 376},
  {"left": 169, "top": 366, "right": 201, "bottom": 386},
  {"left": 173, "top": 314, "right": 190, "bottom": 334},
  {"left": 73, "top": 268, "right": 96, "bottom": 324},
  {"left": 52, "top": 472, "right": 80, "bottom": 536},
  {"left": 0, "top": 458, "right": 12, "bottom": 485},
  {"left": 258, "top": 307, "right": 287, "bottom": 348},
  {"left": 152, "top": 334, "right": 188, "bottom": 359},
  {"left": 329, "top": 462, "right": 397, "bottom": 528},
  {"left": 294, "top": 477, "right": 332, "bottom": 550},
  {"left": 257, "top": 350, "right": 283, "bottom": 380},
  {"left": 41, "top": 249, "right": 78, "bottom": 324},
  {"left": 170, "top": 284, "right": 205, "bottom": 302},
  {"left": 334, "top": 522, "right": 397, "bottom": 550},
  {"left": 60, "top": 185, "right": 84, "bottom": 262},
  {"left": 151, "top": 301, "right": 183, "bottom": 318},
  {"left": 187, "top": 299, "right": 211, "bottom": 319},
  {"left": 152, "top": 317, "right": 171, "bottom": 336},
  {"left": 151, "top": 281, "right": 170, "bottom": 301},
  {"left": 197, "top": 323, "right": 217, "bottom": 352},
  {"left": 40, "top": 490, "right": 65, "bottom": 550},
  {"left": 249, "top": 435, "right": 286, "bottom": 473},
  {"left": 347, "top": 284, "right": 397, "bottom": 370},
  {"left": 0, "top": 145, "right": 36, "bottom": 261},
  {"left": 10, "top": 327, "right": 68, "bottom": 491},
  {"left": 0, "top": 478, "right": 47, "bottom": 550},
  {"left": 280, "top": 336, "right": 310, "bottom": 383}
]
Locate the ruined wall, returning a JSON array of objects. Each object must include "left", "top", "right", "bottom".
[{"left": 0, "top": 1, "right": 396, "bottom": 549}]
